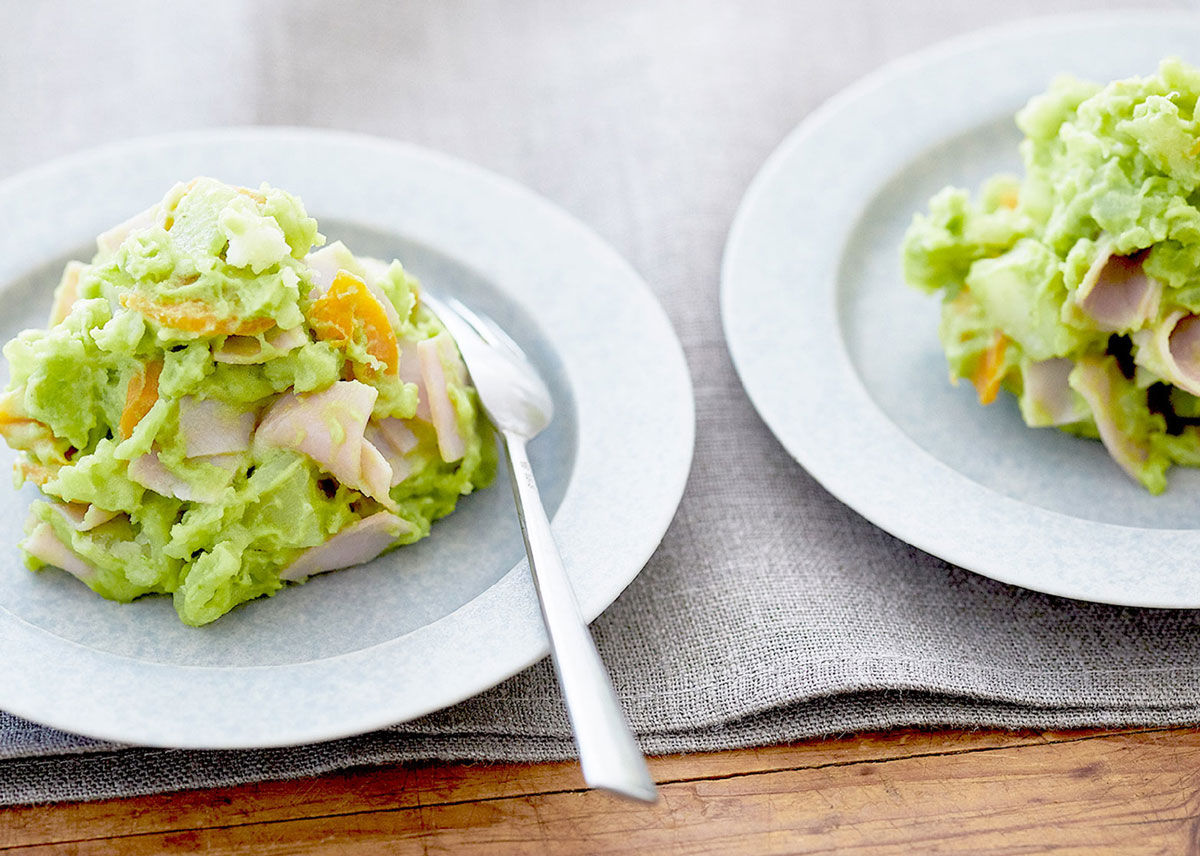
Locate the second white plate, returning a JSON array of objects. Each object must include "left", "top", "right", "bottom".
[{"left": 722, "top": 13, "right": 1200, "bottom": 608}]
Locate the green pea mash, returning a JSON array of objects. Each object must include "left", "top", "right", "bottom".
[
  {"left": 904, "top": 59, "right": 1200, "bottom": 494},
  {"left": 2, "top": 178, "right": 495, "bottom": 625}
]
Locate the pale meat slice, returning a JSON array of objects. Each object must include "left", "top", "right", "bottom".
[
  {"left": 360, "top": 438, "right": 398, "bottom": 492},
  {"left": 1075, "top": 247, "right": 1160, "bottom": 332},
  {"left": 267, "top": 326, "right": 308, "bottom": 352},
  {"left": 213, "top": 326, "right": 307, "bottom": 364},
  {"left": 280, "top": 511, "right": 412, "bottom": 581},
  {"left": 386, "top": 454, "right": 412, "bottom": 486},
  {"left": 304, "top": 242, "right": 349, "bottom": 295},
  {"left": 1168, "top": 314, "right": 1200, "bottom": 393},
  {"left": 418, "top": 334, "right": 467, "bottom": 463},
  {"left": 1132, "top": 310, "right": 1200, "bottom": 397},
  {"left": 49, "top": 261, "right": 86, "bottom": 326},
  {"left": 127, "top": 450, "right": 229, "bottom": 503},
  {"left": 364, "top": 422, "right": 413, "bottom": 487},
  {"left": 21, "top": 521, "right": 96, "bottom": 581},
  {"left": 96, "top": 204, "right": 161, "bottom": 254},
  {"left": 375, "top": 417, "right": 419, "bottom": 454},
  {"left": 198, "top": 452, "right": 244, "bottom": 470},
  {"left": 1021, "top": 358, "right": 1088, "bottom": 427},
  {"left": 178, "top": 396, "right": 257, "bottom": 457},
  {"left": 211, "top": 336, "right": 265, "bottom": 364},
  {"left": 397, "top": 342, "right": 432, "bottom": 421},
  {"left": 52, "top": 502, "right": 119, "bottom": 532},
  {"left": 1071, "top": 356, "right": 1150, "bottom": 484},
  {"left": 255, "top": 380, "right": 393, "bottom": 502}
]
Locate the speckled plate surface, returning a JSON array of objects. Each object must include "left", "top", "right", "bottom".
[
  {"left": 722, "top": 13, "right": 1200, "bottom": 608},
  {"left": 0, "top": 129, "right": 694, "bottom": 747}
]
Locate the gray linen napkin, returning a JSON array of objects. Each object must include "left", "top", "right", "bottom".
[{"left": 4, "top": 0, "right": 1200, "bottom": 805}]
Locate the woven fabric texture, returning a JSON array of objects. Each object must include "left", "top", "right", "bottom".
[{"left": 2, "top": 0, "right": 1199, "bottom": 805}]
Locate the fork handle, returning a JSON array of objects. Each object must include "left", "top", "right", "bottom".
[{"left": 501, "top": 432, "right": 657, "bottom": 803}]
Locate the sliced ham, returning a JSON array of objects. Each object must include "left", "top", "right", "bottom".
[
  {"left": 127, "top": 450, "right": 229, "bottom": 503},
  {"left": 178, "top": 397, "right": 256, "bottom": 457},
  {"left": 211, "top": 336, "right": 265, "bottom": 364},
  {"left": 1020, "top": 358, "right": 1088, "bottom": 427},
  {"left": 419, "top": 334, "right": 467, "bottom": 462},
  {"left": 305, "top": 241, "right": 351, "bottom": 294},
  {"left": 360, "top": 438, "right": 396, "bottom": 493},
  {"left": 396, "top": 341, "right": 422, "bottom": 385},
  {"left": 375, "top": 417, "right": 418, "bottom": 454},
  {"left": 52, "top": 502, "right": 119, "bottom": 532},
  {"left": 195, "top": 452, "right": 244, "bottom": 471},
  {"left": 21, "top": 522, "right": 96, "bottom": 581},
  {"left": 213, "top": 326, "right": 308, "bottom": 364},
  {"left": 49, "top": 261, "right": 85, "bottom": 326},
  {"left": 1075, "top": 246, "right": 1160, "bottom": 332},
  {"left": 255, "top": 380, "right": 393, "bottom": 502},
  {"left": 267, "top": 326, "right": 308, "bottom": 352},
  {"left": 1132, "top": 310, "right": 1200, "bottom": 396},
  {"left": 127, "top": 451, "right": 185, "bottom": 498},
  {"left": 1169, "top": 315, "right": 1200, "bottom": 391},
  {"left": 280, "top": 511, "right": 412, "bottom": 581},
  {"left": 365, "top": 422, "right": 414, "bottom": 487},
  {"left": 386, "top": 455, "right": 412, "bottom": 485},
  {"left": 96, "top": 204, "right": 161, "bottom": 255},
  {"left": 397, "top": 341, "right": 432, "bottom": 421},
  {"left": 356, "top": 255, "right": 391, "bottom": 284},
  {"left": 1071, "top": 356, "right": 1149, "bottom": 484}
]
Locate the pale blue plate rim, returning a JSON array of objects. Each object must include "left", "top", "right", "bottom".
[
  {"left": 0, "top": 128, "right": 695, "bottom": 748},
  {"left": 722, "top": 12, "right": 1200, "bottom": 609}
]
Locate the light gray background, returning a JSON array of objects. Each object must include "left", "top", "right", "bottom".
[{"left": 4, "top": 0, "right": 1200, "bottom": 804}]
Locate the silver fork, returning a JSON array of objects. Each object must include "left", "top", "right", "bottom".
[{"left": 422, "top": 290, "right": 658, "bottom": 804}]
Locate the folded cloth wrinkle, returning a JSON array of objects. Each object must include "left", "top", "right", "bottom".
[{"left": 4, "top": 0, "right": 1200, "bottom": 807}]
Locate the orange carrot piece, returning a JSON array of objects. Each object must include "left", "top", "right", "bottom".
[
  {"left": 308, "top": 280, "right": 355, "bottom": 342},
  {"left": 14, "top": 459, "right": 56, "bottom": 487},
  {"left": 120, "top": 359, "right": 163, "bottom": 439},
  {"left": 308, "top": 270, "right": 399, "bottom": 375},
  {"left": 0, "top": 391, "right": 69, "bottom": 463},
  {"left": 971, "top": 331, "right": 1008, "bottom": 406},
  {"left": 235, "top": 186, "right": 267, "bottom": 204},
  {"left": 119, "top": 293, "right": 273, "bottom": 336},
  {"left": 0, "top": 389, "right": 29, "bottom": 429}
]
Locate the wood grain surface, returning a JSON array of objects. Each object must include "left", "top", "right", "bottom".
[{"left": 5, "top": 726, "right": 1198, "bottom": 854}]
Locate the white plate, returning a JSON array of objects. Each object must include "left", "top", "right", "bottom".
[
  {"left": 0, "top": 129, "right": 694, "bottom": 747},
  {"left": 722, "top": 13, "right": 1200, "bottom": 609}
]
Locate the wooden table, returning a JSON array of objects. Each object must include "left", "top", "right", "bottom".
[{"left": 4, "top": 725, "right": 1195, "bottom": 853}]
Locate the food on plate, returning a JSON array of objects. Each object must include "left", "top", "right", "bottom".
[
  {"left": 903, "top": 58, "right": 1200, "bottom": 494},
  {"left": 2, "top": 177, "right": 496, "bottom": 624}
]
